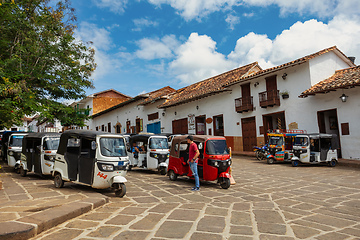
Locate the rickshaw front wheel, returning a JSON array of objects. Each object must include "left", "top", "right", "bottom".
[
  {"left": 115, "top": 183, "right": 126, "bottom": 198},
  {"left": 220, "top": 177, "right": 230, "bottom": 189},
  {"left": 328, "top": 159, "right": 337, "bottom": 167},
  {"left": 54, "top": 173, "right": 64, "bottom": 188},
  {"left": 160, "top": 167, "right": 167, "bottom": 175},
  {"left": 267, "top": 158, "right": 275, "bottom": 164},
  {"left": 292, "top": 160, "right": 299, "bottom": 167},
  {"left": 20, "top": 166, "right": 27, "bottom": 177},
  {"left": 168, "top": 170, "right": 177, "bottom": 181}
]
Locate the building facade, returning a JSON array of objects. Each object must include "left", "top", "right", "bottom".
[{"left": 83, "top": 47, "right": 360, "bottom": 160}]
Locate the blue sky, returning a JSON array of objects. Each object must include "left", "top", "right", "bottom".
[{"left": 71, "top": 0, "right": 360, "bottom": 97}]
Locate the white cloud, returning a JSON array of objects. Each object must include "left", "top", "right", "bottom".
[
  {"left": 75, "top": 22, "right": 121, "bottom": 81},
  {"left": 228, "top": 15, "right": 360, "bottom": 67},
  {"left": 75, "top": 22, "right": 114, "bottom": 51},
  {"left": 92, "top": 0, "right": 128, "bottom": 14},
  {"left": 146, "top": 0, "right": 359, "bottom": 21},
  {"left": 132, "top": 18, "right": 159, "bottom": 32},
  {"left": 147, "top": 0, "right": 242, "bottom": 21},
  {"left": 169, "top": 33, "right": 236, "bottom": 84},
  {"left": 135, "top": 35, "right": 180, "bottom": 60},
  {"left": 225, "top": 14, "right": 240, "bottom": 30},
  {"left": 243, "top": 0, "right": 360, "bottom": 19}
]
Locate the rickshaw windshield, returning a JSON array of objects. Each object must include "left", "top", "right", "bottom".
[
  {"left": 205, "top": 140, "right": 229, "bottom": 155},
  {"left": 294, "top": 137, "right": 309, "bottom": 146},
  {"left": 268, "top": 136, "right": 284, "bottom": 146},
  {"left": 150, "top": 138, "right": 168, "bottom": 149},
  {"left": 9, "top": 135, "right": 24, "bottom": 147},
  {"left": 44, "top": 137, "right": 60, "bottom": 150},
  {"left": 100, "top": 137, "right": 127, "bottom": 157}
]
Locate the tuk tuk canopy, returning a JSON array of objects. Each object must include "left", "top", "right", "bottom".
[
  {"left": 22, "top": 132, "right": 61, "bottom": 154},
  {"left": 57, "top": 130, "right": 122, "bottom": 155},
  {"left": 296, "top": 133, "right": 340, "bottom": 149},
  {"left": 170, "top": 135, "right": 227, "bottom": 157}
]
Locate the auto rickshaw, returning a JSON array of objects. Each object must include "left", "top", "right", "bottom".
[
  {"left": 266, "top": 129, "right": 305, "bottom": 164},
  {"left": 291, "top": 133, "right": 339, "bottom": 167},
  {"left": 1, "top": 131, "right": 19, "bottom": 162},
  {"left": 19, "top": 132, "right": 61, "bottom": 177},
  {"left": 53, "top": 130, "right": 128, "bottom": 197},
  {"left": 128, "top": 133, "right": 169, "bottom": 174},
  {"left": 167, "top": 135, "right": 232, "bottom": 189},
  {"left": 5, "top": 132, "right": 28, "bottom": 170}
]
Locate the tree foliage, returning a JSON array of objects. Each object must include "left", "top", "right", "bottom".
[{"left": 0, "top": 0, "right": 96, "bottom": 129}]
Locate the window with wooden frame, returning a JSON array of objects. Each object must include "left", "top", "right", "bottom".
[{"left": 148, "top": 112, "right": 159, "bottom": 121}]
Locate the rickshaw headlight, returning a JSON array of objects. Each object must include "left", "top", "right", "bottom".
[
  {"left": 214, "top": 161, "right": 219, "bottom": 167},
  {"left": 44, "top": 155, "right": 55, "bottom": 161},
  {"left": 9, "top": 151, "right": 14, "bottom": 156},
  {"left": 99, "top": 163, "right": 114, "bottom": 171}
]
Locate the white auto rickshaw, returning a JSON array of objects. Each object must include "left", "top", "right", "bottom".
[
  {"left": 19, "top": 132, "right": 61, "bottom": 177},
  {"left": 128, "top": 133, "right": 169, "bottom": 175},
  {"left": 5, "top": 132, "right": 28, "bottom": 170},
  {"left": 291, "top": 133, "right": 339, "bottom": 167},
  {"left": 53, "top": 130, "right": 129, "bottom": 197}
]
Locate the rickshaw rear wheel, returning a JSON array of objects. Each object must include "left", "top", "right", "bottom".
[
  {"left": 168, "top": 170, "right": 177, "bottom": 181},
  {"left": 54, "top": 173, "right": 64, "bottom": 188},
  {"left": 328, "top": 159, "right": 337, "bottom": 167},
  {"left": 220, "top": 177, "right": 230, "bottom": 189},
  {"left": 20, "top": 166, "right": 27, "bottom": 177},
  {"left": 15, "top": 165, "right": 20, "bottom": 174},
  {"left": 292, "top": 160, "right": 299, "bottom": 167},
  {"left": 160, "top": 167, "right": 167, "bottom": 175},
  {"left": 115, "top": 183, "right": 126, "bottom": 198},
  {"left": 267, "top": 158, "right": 275, "bottom": 164}
]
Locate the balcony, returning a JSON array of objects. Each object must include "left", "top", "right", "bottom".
[
  {"left": 235, "top": 96, "right": 254, "bottom": 113},
  {"left": 259, "top": 90, "right": 280, "bottom": 108}
]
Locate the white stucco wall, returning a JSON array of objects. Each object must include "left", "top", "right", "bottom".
[
  {"left": 87, "top": 52, "right": 359, "bottom": 160},
  {"left": 309, "top": 51, "right": 351, "bottom": 86}
]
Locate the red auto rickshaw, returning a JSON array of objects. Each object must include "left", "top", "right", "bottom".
[{"left": 167, "top": 135, "right": 232, "bottom": 189}]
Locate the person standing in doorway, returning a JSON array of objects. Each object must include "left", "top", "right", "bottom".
[{"left": 187, "top": 135, "right": 200, "bottom": 191}]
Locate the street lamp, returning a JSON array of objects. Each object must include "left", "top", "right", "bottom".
[{"left": 340, "top": 93, "right": 348, "bottom": 102}]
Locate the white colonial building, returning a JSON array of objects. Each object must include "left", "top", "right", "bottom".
[{"left": 79, "top": 46, "right": 360, "bottom": 160}]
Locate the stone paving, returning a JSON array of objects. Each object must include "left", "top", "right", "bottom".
[{"left": 25, "top": 156, "right": 360, "bottom": 240}]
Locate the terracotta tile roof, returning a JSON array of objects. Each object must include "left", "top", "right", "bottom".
[
  {"left": 138, "top": 86, "right": 176, "bottom": 105},
  {"left": 159, "top": 62, "right": 260, "bottom": 108},
  {"left": 92, "top": 86, "right": 176, "bottom": 118},
  {"left": 225, "top": 46, "right": 355, "bottom": 87},
  {"left": 300, "top": 66, "right": 360, "bottom": 97}
]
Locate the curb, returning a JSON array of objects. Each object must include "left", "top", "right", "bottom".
[{"left": 0, "top": 195, "right": 109, "bottom": 240}]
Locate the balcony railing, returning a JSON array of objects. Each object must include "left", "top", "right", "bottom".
[
  {"left": 235, "top": 96, "right": 254, "bottom": 113},
  {"left": 259, "top": 90, "right": 280, "bottom": 108}
]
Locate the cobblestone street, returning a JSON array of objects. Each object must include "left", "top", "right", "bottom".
[{"left": 3, "top": 156, "right": 360, "bottom": 240}]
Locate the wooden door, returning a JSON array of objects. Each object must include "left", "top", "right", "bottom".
[
  {"left": 172, "top": 118, "right": 188, "bottom": 134},
  {"left": 241, "top": 83, "right": 251, "bottom": 97},
  {"left": 241, "top": 117, "right": 257, "bottom": 151},
  {"left": 266, "top": 75, "right": 277, "bottom": 91}
]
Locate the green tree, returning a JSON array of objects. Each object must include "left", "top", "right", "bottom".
[{"left": 0, "top": 0, "right": 96, "bottom": 129}]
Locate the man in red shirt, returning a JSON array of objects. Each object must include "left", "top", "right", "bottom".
[{"left": 187, "top": 135, "right": 200, "bottom": 191}]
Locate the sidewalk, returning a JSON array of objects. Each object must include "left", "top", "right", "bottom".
[{"left": 0, "top": 164, "right": 109, "bottom": 240}]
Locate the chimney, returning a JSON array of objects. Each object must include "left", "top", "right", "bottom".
[{"left": 348, "top": 56, "right": 355, "bottom": 64}]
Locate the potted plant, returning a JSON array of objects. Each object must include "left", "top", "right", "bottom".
[{"left": 280, "top": 90, "right": 289, "bottom": 99}]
